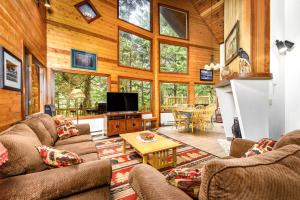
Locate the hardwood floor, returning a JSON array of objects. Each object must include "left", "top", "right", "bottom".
[{"left": 158, "top": 124, "right": 229, "bottom": 158}]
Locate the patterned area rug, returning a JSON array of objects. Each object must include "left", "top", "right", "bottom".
[{"left": 93, "top": 133, "right": 217, "bottom": 200}]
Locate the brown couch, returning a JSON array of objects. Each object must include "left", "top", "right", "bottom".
[
  {"left": 0, "top": 113, "right": 111, "bottom": 200},
  {"left": 129, "top": 130, "right": 300, "bottom": 200}
]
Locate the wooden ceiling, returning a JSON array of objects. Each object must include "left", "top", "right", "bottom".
[{"left": 190, "top": 0, "right": 224, "bottom": 44}]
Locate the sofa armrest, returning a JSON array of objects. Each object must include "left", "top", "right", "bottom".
[
  {"left": 75, "top": 123, "right": 90, "bottom": 135},
  {"left": 129, "top": 164, "right": 192, "bottom": 200},
  {"left": 230, "top": 138, "right": 256, "bottom": 158},
  {"left": 0, "top": 159, "right": 112, "bottom": 200}
]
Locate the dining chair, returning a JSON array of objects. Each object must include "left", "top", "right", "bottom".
[
  {"left": 199, "top": 105, "right": 216, "bottom": 131},
  {"left": 172, "top": 108, "right": 188, "bottom": 130},
  {"left": 190, "top": 109, "right": 202, "bottom": 133}
]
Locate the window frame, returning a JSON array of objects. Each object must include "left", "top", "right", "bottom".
[
  {"left": 118, "top": 27, "right": 153, "bottom": 72},
  {"left": 158, "top": 39, "right": 189, "bottom": 75},
  {"left": 158, "top": 3, "right": 189, "bottom": 40},
  {"left": 159, "top": 80, "right": 189, "bottom": 113},
  {"left": 51, "top": 68, "right": 111, "bottom": 111},
  {"left": 118, "top": 76, "right": 153, "bottom": 114},
  {"left": 117, "top": 0, "right": 153, "bottom": 32}
]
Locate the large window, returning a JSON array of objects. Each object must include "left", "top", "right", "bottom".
[
  {"left": 54, "top": 72, "right": 108, "bottom": 116},
  {"left": 160, "top": 82, "right": 188, "bottom": 112},
  {"left": 119, "top": 78, "right": 152, "bottom": 112},
  {"left": 119, "top": 30, "right": 151, "bottom": 70},
  {"left": 194, "top": 84, "right": 216, "bottom": 105},
  {"left": 160, "top": 43, "right": 188, "bottom": 73},
  {"left": 159, "top": 5, "right": 188, "bottom": 39},
  {"left": 118, "top": 0, "right": 151, "bottom": 31}
]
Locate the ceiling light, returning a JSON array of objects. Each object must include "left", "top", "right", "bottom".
[
  {"left": 285, "top": 40, "right": 295, "bottom": 51},
  {"left": 276, "top": 40, "right": 295, "bottom": 55},
  {"left": 44, "top": 0, "right": 51, "bottom": 8}
]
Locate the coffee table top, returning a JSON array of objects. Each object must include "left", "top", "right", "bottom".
[{"left": 120, "top": 131, "right": 181, "bottom": 155}]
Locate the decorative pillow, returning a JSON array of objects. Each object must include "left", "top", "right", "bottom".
[
  {"left": 53, "top": 116, "right": 79, "bottom": 139},
  {"left": 166, "top": 168, "right": 202, "bottom": 198},
  {"left": 244, "top": 138, "right": 276, "bottom": 157},
  {"left": 36, "top": 145, "right": 83, "bottom": 168}
]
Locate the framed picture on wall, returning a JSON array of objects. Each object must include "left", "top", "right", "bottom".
[
  {"left": 0, "top": 47, "right": 22, "bottom": 91},
  {"left": 225, "top": 21, "right": 240, "bottom": 65},
  {"left": 71, "top": 49, "right": 97, "bottom": 71},
  {"left": 200, "top": 69, "right": 213, "bottom": 81}
]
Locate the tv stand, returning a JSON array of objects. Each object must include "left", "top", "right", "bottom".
[{"left": 104, "top": 112, "right": 143, "bottom": 137}]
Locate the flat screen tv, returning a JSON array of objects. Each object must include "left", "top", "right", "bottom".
[
  {"left": 200, "top": 69, "right": 213, "bottom": 81},
  {"left": 107, "top": 92, "right": 138, "bottom": 112}
]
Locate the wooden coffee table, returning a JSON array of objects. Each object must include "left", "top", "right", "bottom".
[{"left": 120, "top": 131, "right": 181, "bottom": 169}]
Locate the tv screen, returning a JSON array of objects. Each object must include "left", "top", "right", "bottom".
[
  {"left": 107, "top": 92, "right": 138, "bottom": 112},
  {"left": 200, "top": 69, "right": 213, "bottom": 81}
]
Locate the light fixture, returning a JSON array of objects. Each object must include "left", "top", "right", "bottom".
[
  {"left": 203, "top": 0, "right": 220, "bottom": 71},
  {"left": 276, "top": 40, "right": 295, "bottom": 55},
  {"left": 44, "top": 0, "right": 51, "bottom": 8}
]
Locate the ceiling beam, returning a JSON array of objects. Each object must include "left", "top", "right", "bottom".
[{"left": 200, "top": 0, "right": 224, "bottom": 18}]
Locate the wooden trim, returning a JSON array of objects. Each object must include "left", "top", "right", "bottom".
[
  {"left": 51, "top": 67, "right": 110, "bottom": 77},
  {"left": 117, "top": 76, "right": 154, "bottom": 113},
  {"left": 118, "top": 26, "right": 153, "bottom": 72},
  {"left": 74, "top": 0, "right": 101, "bottom": 24},
  {"left": 158, "top": 40, "right": 189, "bottom": 75},
  {"left": 47, "top": 47, "right": 117, "bottom": 65},
  {"left": 158, "top": 3, "right": 189, "bottom": 41},
  {"left": 117, "top": 0, "right": 153, "bottom": 32},
  {"left": 46, "top": 20, "right": 117, "bottom": 43}
]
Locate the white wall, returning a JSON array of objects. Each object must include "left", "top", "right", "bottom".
[
  {"left": 270, "top": 0, "right": 300, "bottom": 136},
  {"left": 269, "top": 0, "right": 286, "bottom": 139},
  {"left": 284, "top": 0, "right": 300, "bottom": 132}
]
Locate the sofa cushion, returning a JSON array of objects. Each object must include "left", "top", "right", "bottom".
[
  {"left": 36, "top": 145, "right": 83, "bottom": 168},
  {"left": 55, "top": 135, "right": 92, "bottom": 146},
  {"left": 0, "top": 124, "right": 47, "bottom": 178},
  {"left": 38, "top": 114, "right": 58, "bottom": 142},
  {"left": 23, "top": 118, "right": 54, "bottom": 146},
  {"left": 199, "top": 144, "right": 300, "bottom": 200},
  {"left": 274, "top": 130, "right": 300, "bottom": 150},
  {"left": 57, "top": 122, "right": 79, "bottom": 139},
  {"left": 55, "top": 141, "right": 97, "bottom": 155},
  {"left": 81, "top": 153, "right": 99, "bottom": 162},
  {"left": 60, "top": 187, "right": 110, "bottom": 200}
]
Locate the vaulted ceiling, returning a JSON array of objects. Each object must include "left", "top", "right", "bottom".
[{"left": 190, "top": 0, "right": 224, "bottom": 44}]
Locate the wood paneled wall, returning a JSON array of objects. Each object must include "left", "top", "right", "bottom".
[
  {"left": 0, "top": 0, "right": 46, "bottom": 130},
  {"left": 47, "top": 0, "right": 220, "bottom": 119},
  {"left": 224, "top": 0, "right": 270, "bottom": 73}
]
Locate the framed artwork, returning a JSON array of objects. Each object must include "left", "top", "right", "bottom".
[
  {"left": 200, "top": 69, "right": 213, "bottom": 81},
  {"left": 74, "top": 0, "right": 101, "bottom": 23},
  {"left": 0, "top": 47, "right": 22, "bottom": 91},
  {"left": 71, "top": 49, "right": 97, "bottom": 71},
  {"left": 225, "top": 21, "right": 240, "bottom": 65}
]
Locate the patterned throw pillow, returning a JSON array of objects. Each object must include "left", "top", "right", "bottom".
[
  {"left": 166, "top": 168, "right": 202, "bottom": 198},
  {"left": 36, "top": 145, "right": 83, "bottom": 168},
  {"left": 244, "top": 138, "right": 276, "bottom": 157},
  {"left": 53, "top": 116, "right": 79, "bottom": 139}
]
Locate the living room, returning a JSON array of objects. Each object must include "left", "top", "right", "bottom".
[{"left": 0, "top": 0, "right": 299, "bottom": 199}]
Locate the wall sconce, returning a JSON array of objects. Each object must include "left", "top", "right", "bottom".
[
  {"left": 276, "top": 40, "right": 295, "bottom": 55},
  {"left": 35, "top": 0, "right": 51, "bottom": 8}
]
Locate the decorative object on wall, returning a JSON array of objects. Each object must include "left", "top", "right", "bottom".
[
  {"left": 200, "top": 69, "right": 213, "bottom": 81},
  {"left": 276, "top": 40, "right": 295, "bottom": 55},
  {"left": 71, "top": 49, "right": 97, "bottom": 71},
  {"left": 0, "top": 47, "right": 22, "bottom": 91},
  {"left": 238, "top": 48, "right": 252, "bottom": 75},
  {"left": 204, "top": 0, "right": 220, "bottom": 71},
  {"left": 75, "top": 0, "right": 101, "bottom": 23},
  {"left": 225, "top": 21, "right": 239, "bottom": 65}
]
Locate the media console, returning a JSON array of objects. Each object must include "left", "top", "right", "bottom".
[{"left": 104, "top": 112, "right": 143, "bottom": 137}]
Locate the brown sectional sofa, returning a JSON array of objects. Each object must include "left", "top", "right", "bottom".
[
  {"left": 0, "top": 113, "right": 112, "bottom": 200},
  {"left": 129, "top": 130, "right": 300, "bottom": 200}
]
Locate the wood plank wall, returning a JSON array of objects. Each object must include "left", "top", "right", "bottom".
[
  {"left": 224, "top": 0, "right": 270, "bottom": 73},
  {"left": 0, "top": 0, "right": 46, "bottom": 131},
  {"left": 47, "top": 0, "right": 220, "bottom": 119}
]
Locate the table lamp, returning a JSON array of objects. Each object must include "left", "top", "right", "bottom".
[
  {"left": 70, "top": 89, "right": 86, "bottom": 124},
  {"left": 0, "top": 142, "right": 8, "bottom": 166}
]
